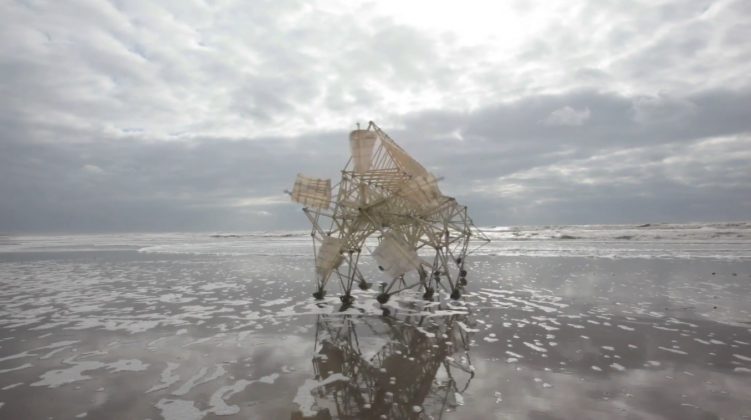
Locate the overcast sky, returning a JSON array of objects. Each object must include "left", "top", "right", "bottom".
[{"left": 2, "top": 0, "right": 750, "bottom": 233}]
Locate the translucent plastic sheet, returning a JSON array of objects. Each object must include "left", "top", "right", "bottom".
[{"left": 291, "top": 174, "right": 331, "bottom": 209}]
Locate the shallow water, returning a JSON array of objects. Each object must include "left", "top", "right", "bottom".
[{"left": 1, "top": 232, "right": 750, "bottom": 419}]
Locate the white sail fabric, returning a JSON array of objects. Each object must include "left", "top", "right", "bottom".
[
  {"left": 291, "top": 174, "right": 331, "bottom": 209},
  {"left": 380, "top": 135, "right": 428, "bottom": 177},
  {"left": 372, "top": 232, "right": 422, "bottom": 278},
  {"left": 316, "top": 236, "right": 343, "bottom": 277},
  {"left": 398, "top": 174, "right": 444, "bottom": 210},
  {"left": 349, "top": 130, "right": 377, "bottom": 173}
]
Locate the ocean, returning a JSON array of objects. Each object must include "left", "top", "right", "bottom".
[{"left": 1, "top": 222, "right": 750, "bottom": 419}]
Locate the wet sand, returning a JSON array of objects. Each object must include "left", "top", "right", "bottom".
[{"left": 1, "top": 250, "right": 750, "bottom": 419}]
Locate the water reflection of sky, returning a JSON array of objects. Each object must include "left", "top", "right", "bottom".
[{"left": 0, "top": 251, "right": 749, "bottom": 419}]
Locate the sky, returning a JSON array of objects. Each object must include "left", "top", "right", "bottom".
[{"left": 1, "top": 0, "right": 750, "bottom": 233}]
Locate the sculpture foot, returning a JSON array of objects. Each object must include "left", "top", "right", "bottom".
[{"left": 339, "top": 294, "right": 355, "bottom": 305}]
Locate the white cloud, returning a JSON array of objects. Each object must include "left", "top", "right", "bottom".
[
  {"left": 480, "top": 135, "right": 751, "bottom": 199},
  {"left": 232, "top": 195, "right": 290, "bottom": 208},
  {"left": 543, "top": 106, "right": 591, "bottom": 126},
  {"left": 82, "top": 164, "right": 104, "bottom": 174},
  {"left": 2, "top": 0, "right": 749, "bottom": 142}
]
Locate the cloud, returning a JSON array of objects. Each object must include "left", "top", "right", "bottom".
[
  {"left": 2, "top": 87, "right": 750, "bottom": 232},
  {"left": 631, "top": 94, "right": 698, "bottom": 125},
  {"left": 1, "top": 0, "right": 750, "bottom": 232},
  {"left": 82, "top": 164, "right": 105, "bottom": 174},
  {"left": 543, "top": 106, "right": 591, "bottom": 126}
]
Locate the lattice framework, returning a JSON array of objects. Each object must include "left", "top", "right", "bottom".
[{"left": 290, "top": 121, "right": 489, "bottom": 304}]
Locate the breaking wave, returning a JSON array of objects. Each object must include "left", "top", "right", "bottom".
[{"left": 2, "top": 223, "right": 750, "bottom": 260}]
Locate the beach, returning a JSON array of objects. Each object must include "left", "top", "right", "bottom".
[{"left": 1, "top": 223, "right": 750, "bottom": 419}]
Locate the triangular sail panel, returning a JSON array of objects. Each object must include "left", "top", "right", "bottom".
[
  {"left": 379, "top": 134, "right": 429, "bottom": 178},
  {"left": 397, "top": 174, "right": 444, "bottom": 211}
]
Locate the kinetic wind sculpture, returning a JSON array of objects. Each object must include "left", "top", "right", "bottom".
[{"left": 289, "top": 121, "right": 489, "bottom": 305}]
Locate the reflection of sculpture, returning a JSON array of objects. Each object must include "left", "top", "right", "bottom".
[
  {"left": 290, "top": 122, "right": 489, "bottom": 304},
  {"left": 291, "top": 307, "right": 476, "bottom": 419}
]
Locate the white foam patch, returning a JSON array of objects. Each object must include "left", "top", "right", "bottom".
[
  {"left": 733, "top": 354, "right": 751, "bottom": 362},
  {"left": 39, "top": 347, "right": 71, "bottom": 360},
  {"left": 148, "top": 362, "right": 181, "bottom": 393},
  {"left": 667, "top": 318, "right": 698, "bottom": 328},
  {"left": 523, "top": 342, "right": 547, "bottom": 353},
  {"left": 31, "top": 360, "right": 106, "bottom": 388},
  {"left": 0, "top": 351, "right": 35, "bottom": 363},
  {"left": 1, "top": 383, "right": 23, "bottom": 390},
  {"left": 0, "top": 363, "right": 32, "bottom": 374},
  {"left": 658, "top": 346, "right": 688, "bottom": 355},
  {"left": 617, "top": 325, "right": 635, "bottom": 331},
  {"left": 591, "top": 366, "right": 602, "bottom": 371},
  {"left": 538, "top": 323, "right": 559, "bottom": 331},
  {"left": 653, "top": 325, "right": 679, "bottom": 332},
  {"left": 293, "top": 374, "right": 349, "bottom": 417},
  {"left": 156, "top": 399, "right": 205, "bottom": 420},
  {"left": 173, "top": 364, "right": 226, "bottom": 396},
  {"left": 208, "top": 373, "right": 279, "bottom": 415},
  {"left": 610, "top": 363, "right": 625, "bottom": 371}
]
